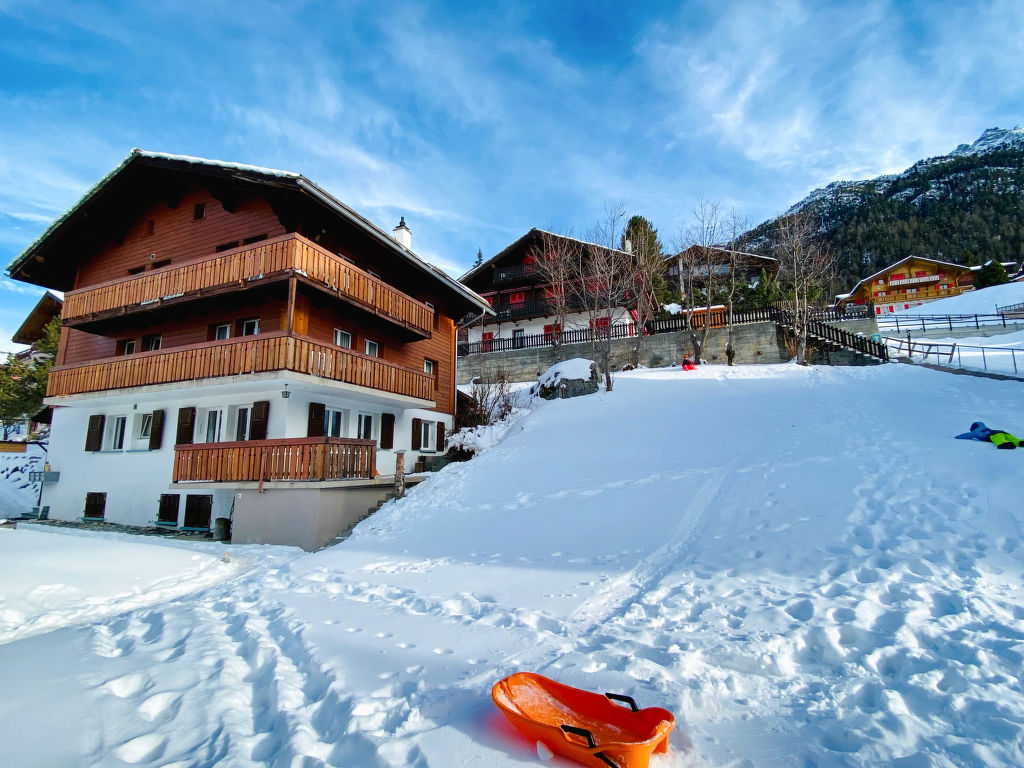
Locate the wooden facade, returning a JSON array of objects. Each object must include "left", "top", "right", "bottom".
[
  {"left": 838, "top": 256, "right": 974, "bottom": 315},
  {"left": 172, "top": 437, "right": 377, "bottom": 483}
]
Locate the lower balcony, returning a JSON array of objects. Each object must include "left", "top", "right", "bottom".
[
  {"left": 173, "top": 437, "right": 377, "bottom": 483},
  {"left": 47, "top": 333, "right": 434, "bottom": 401}
]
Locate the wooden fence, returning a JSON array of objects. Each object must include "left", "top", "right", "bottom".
[{"left": 173, "top": 437, "right": 376, "bottom": 483}]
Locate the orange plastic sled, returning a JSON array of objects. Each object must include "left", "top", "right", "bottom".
[{"left": 492, "top": 672, "right": 675, "bottom": 768}]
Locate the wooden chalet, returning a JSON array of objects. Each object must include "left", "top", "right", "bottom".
[
  {"left": 836, "top": 256, "right": 974, "bottom": 315},
  {"left": 665, "top": 246, "right": 779, "bottom": 292},
  {"left": 6, "top": 150, "right": 491, "bottom": 548}
]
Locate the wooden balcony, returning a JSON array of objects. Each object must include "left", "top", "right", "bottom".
[
  {"left": 173, "top": 437, "right": 376, "bottom": 483},
  {"left": 46, "top": 332, "right": 434, "bottom": 401},
  {"left": 62, "top": 233, "right": 433, "bottom": 337}
]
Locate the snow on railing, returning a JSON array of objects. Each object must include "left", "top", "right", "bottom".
[{"left": 877, "top": 313, "right": 1024, "bottom": 333}]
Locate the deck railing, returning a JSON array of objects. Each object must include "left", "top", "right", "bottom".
[
  {"left": 62, "top": 234, "right": 433, "bottom": 336},
  {"left": 47, "top": 333, "right": 434, "bottom": 400},
  {"left": 173, "top": 437, "right": 376, "bottom": 483},
  {"left": 876, "top": 313, "right": 1024, "bottom": 333}
]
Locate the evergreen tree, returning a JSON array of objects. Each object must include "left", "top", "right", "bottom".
[{"left": 974, "top": 260, "right": 1010, "bottom": 289}]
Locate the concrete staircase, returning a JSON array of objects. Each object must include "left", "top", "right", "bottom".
[{"left": 331, "top": 491, "right": 398, "bottom": 545}]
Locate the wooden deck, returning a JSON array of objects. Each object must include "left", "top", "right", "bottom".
[
  {"left": 46, "top": 332, "right": 434, "bottom": 401},
  {"left": 173, "top": 437, "right": 377, "bottom": 483},
  {"left": 62, "top": 233, "right": 434, "bottom": 336}
]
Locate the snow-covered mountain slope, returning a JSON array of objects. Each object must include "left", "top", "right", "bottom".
[
  {"left": 951, "top": 126, "right": 1024, "bottom": 157},
  {"left": 1, "top": 364, "right": 1023, "bottom": 767}
]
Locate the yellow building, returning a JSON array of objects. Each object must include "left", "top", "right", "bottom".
[{"left": 837, "top": 256, "right": 974, "bottom": 315}]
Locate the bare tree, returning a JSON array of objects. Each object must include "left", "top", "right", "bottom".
[
  {"left": 723, "top": 209, "right": 749, "bottom": 366},
  {"left": 774, "top": 212, "right": 836, "bottom": 364},
  {"left": 529, "top": 229, "right": 584, "bottom": 351},
  {"left": 677, "top": 198, "right": 726, "bottom": 363}
]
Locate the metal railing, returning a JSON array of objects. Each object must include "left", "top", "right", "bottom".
[
  {"left": 997, "top": 301, "right": 1024, "bottom": 317},
  {"left": 884, "top": 337, "right": 1023, "bottom": 376},
  {"left": 876, "top": 313, "right": 1024, "bottom": 333}
]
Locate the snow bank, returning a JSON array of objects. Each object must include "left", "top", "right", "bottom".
[{"left": 903, "top": 281, "right": 1024, "bottom": 315}]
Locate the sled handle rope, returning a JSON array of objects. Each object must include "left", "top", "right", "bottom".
[
  {"left": 604, "top": 692, "right": 639, "bottom": 712},
  {"left": 559, "top": 725, "right": 620, "bottom": 768}
]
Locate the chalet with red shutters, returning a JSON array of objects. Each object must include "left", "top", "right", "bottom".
[
  {"left": 836, "top": 256, "right": 974, "bottom": 315},
  {"left": 6, "top": 150, "right": 491, "bottom": 548}
]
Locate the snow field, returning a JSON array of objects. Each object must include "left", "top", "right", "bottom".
[
  {"left": 0, "top": 363, "right": 1022, "bottom": 767},
  {"left": 901, "top": 281, "right": 1024, "bottom": 317}
]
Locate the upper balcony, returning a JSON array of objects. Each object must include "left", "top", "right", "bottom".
[
  {"left": 493, "top": 263, "right": 538, "bottom": 284},
  {"left": 46, "top": 332, "right": 434, "bottom": 402},
  {"left": 61, "top": 234, "right": 434, "bottom": 338}
]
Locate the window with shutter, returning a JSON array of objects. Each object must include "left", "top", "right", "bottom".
[
  {"left": 250, "top": 401, "right": 270, "bottom": 441},
  {"left": 85, "top": 415, "right": 105, "bottom": 452},
  {"left": 157, "top": 494, "right": 179, "bottom": 525},
  {"left": 149, "top": 410, "right": 165, "bottom": 450},
  {"left": 307, "top": 402, "right": 325, "bottom": 437},
  {"left": 411, "top": 418, "right": 422, "bottom": 450},
  {"left": 380, "top": 413, "right": 395, "bottom": 450},
  {"left": 184, "top": 495, "right": 213, "bottom": 529},
  {"left": 83, "top": 492, "right": 106, "bottom": 520},
  {"left": 175, "top": 407, "right": 195, "bottom": 445}
]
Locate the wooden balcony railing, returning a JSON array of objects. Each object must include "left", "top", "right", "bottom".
[
  {"left": 47, "top": 332, "right": 434, "bottom": 401},
  {"left": 173, "top": 437, "right": 376, "bottom": 483},
  {"left": 62, "top": 233, "right": 434, "bottom": 336}
]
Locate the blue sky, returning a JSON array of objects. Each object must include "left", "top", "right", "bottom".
[{"left": 2, "top": 0, "right": 1023, "bottom": 351}]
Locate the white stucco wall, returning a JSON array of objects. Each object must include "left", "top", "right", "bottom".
[
  {"left": 464, "top": 308, "right": 633, "bottom": 344},
  {"left": 42, "top": 375, "right": 452, "bottom": 529}
]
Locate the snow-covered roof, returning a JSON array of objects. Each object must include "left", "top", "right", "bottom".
[
  {"left": 6, "top": 149, "right": 492, "bottom": 318},
  {"left": 460, "top": 228, "right": 631, "bottom": 284}
]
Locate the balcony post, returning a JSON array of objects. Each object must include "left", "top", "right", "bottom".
[{"left": 286, "top": 276, "right": 297, "bottom": 335}]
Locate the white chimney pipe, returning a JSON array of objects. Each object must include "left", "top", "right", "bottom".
[{"left": 392, "top": 216, "right": 411, "bottom": 249}]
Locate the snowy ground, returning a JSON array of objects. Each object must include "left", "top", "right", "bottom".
[
  {"left": 900, "top": 281, "right": 1024, "bottom": 316},
  {"left": 1, "top": 363, "right": 1023, "bottom": 767}
]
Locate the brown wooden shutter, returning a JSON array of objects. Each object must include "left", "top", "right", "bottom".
[
  {"left": 85, "top": 415, "right": 105, "bottom": 452},
  {"left": 175, "top": 407, "right": 195, "bottom": 445},
  {"left": 411, "top": 418, "right": 422, "bottom": 449},
  {"left": 250, "top": 401, "right": 270, "bottom": 440},
  {"left": 149, "top": 410, "right": 165, "bottom": 450},
  {"left": 436, "top": 422, "right": 446, "bottom": 452},
  {"left": 380, "top": 413, "right": 395, "bottom": 449},
  {"left": 307, "top": 402, "right": 325, "bottom": 437}
]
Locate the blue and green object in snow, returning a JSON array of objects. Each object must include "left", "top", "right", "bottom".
[{"left": 955, "top": 422, "right": 1021, "bottom": 450}]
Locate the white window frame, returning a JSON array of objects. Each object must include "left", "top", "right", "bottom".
[
  {"left": 364, "top": 339, "right": 379, "bottom": 357},
  {"left": 123, "top": 339, "right": 137, "bottom": 355},
  {"left": 242, "top": 318, "right": 260, "bottom": 336},
  {"left": 420, "top": 420, "right": 435, "bottom": 453},
  {"left": 333, "top": 328, "right": 352, "bottom": 349},
  {"left": 139, "top": 413, "right": 153, "bottom": 439},
  {"left": 357, "top": 413, "right": 375, "bottom": 441},
  {"left": 203, "top": 408, "right": 225, "bottom": 443},
  {"left": 423, "top": 359, "right": 435, "bottom": 376},
  {"left": 233, "top": 405, "right": 251, "bottom": 442},
  {"left": 214, "top": 323, "right": 231, "bottom": 341},
  {"left": 108, "top": 415, "right": 128, "bottom": 450},
  {"left": 324, "top": 407, "right": 347, "bottom": 438},
  {"left": 144, "top": 334, "right": 162, "bottom": 351}
]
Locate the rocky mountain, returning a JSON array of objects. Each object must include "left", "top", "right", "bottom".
[{"left": 743, "top": 126, "right": 1024, "bottom": 284}]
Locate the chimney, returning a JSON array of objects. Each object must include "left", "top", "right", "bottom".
[{"left": 392, "top": 216, "right": 411, "bottom": 249}]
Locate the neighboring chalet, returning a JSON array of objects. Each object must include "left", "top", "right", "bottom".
[
  {"left": 6, "top": 150, "right": 491, "bottom": 549},
  {"left": 836, "top": 256, "right": 974, "bottom": 315},
  {"left": 460, "top": 229, "right": 633, "bottom": 349},
  {"left": 6, "top": 291, "right": 62, "bottom": 439},
  {"left": 665, "top": 246, "right": 779, "bottom": 292}
]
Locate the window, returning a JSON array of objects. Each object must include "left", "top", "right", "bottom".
[
  {"left": 151, "top": 259, "right": 171, "bottom": 270},
  {"left": 84, "top": 492, "right": 107, "bottom": 520},
  {"left": 333, "top": 329, "right": 352, "bottom": 349},
  {"left": 109, "top": 416, "right": 127, "bottom": 450},
  {"left": 543, "top": 324, "right": 561, "bottom": 342},
  {"left": 157, "top": 494, "right": 179, "bottom": 525},
  {"left": 234, "top": 406, "right": 250, "bottom": 442},
  {"left": 215, "top": 241, "right": 240, "bottom": 252},
  {"left": 183, "top": 495, "right": 213, "bottom": 530},
  {"left": 212, "top": 323, "right": 231, "bottom": 341},
  {"left": 139, "top": 413, "right": 153, "bottom": 439},
  {"left": 193, "top": 202, "right": 205, "bottom": 220},
  {"left": 324, "top": 407, "right": 347, "bottom": 438},
  {"left": 143, "top": 334, "right": 162, "bottom": 351},
  {"left": 512, "top": 329, "right": 525, "bottom": 349},
  {"left": 367, "top": 269, "right": 381, "bottom": 279},
  {"left": 484, "top": 295, "right": 494, "bottom": 306},
  {"left": 128, "top": 266, "right": 145, "bottom": 276},
  {"left": 364, "top": 339, "right": 379, "bottom": 357},
  {"left": 509, "top": 291, "right": 526, "bottom": 305},
  {"left": 118, "top": 339, "right": 137, "bottom": 355},
  {"left": 420, "top": 420, "right": 435, "bottom": 451},
  {"left": 357, "top": 413, "right": 375, "bottom": 441},
  {"left": 241, "top": 318, "right": 260, "bottom": 336},
  {"left": 243, "top": 233, "right": 268, "bottom": 245},
  {"left": 204, "top": 409, "right": 224, "bottom": 443},
  {"left": 423, "top": 359, "right": 436, "bottom": 376},
  {"left": 481, "top": 332, "right": 493, "bottom": 352}
]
